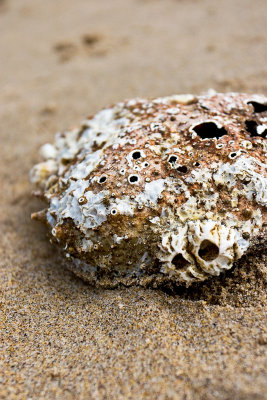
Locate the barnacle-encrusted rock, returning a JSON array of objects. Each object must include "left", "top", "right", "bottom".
[{"left": 31, "top": 91, "right": 267, "bottom": 287}]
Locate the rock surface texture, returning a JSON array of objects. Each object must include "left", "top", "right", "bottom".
[{"left": 31, "top": 92, "right": 267, "bottom": 287}]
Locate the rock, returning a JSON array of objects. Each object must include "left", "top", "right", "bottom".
[{"left": 30, "top": 92, "right": 267, "bottom": 287}]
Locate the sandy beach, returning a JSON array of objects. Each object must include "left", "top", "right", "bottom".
[{"left": 1, "top": 0, "right": 267, "bottom": 398}]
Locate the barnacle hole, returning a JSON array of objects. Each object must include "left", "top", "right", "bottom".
[
  {"left": 168, "top": 155, "right": 178, "bottom": 164},
  {"left": 229, "top": 152, "right": 237, "bottom": 159},
  {"left": 247, "top": 101, "right": 267, "bottom": 113},
  {"left": 198, "top": 240, "right": 219, "bottom": 261},
  {"left": 128, "top": 174, "right": 139, "bottom": 184},
  {"left": 177, "top": 165, "right": 188, "bottom": 174},
  {"left": 132, "top": 150, "right": 142, "bottom": 160},
  {"left": 192, "top": 121, "right": 227, "bottom": 139},
  {"left": 171, "top": 253, "right": 190, "bottom": 269},
  {"left": 78, "top": 196, "right": 87, "bottom": 205},
  {"left": 245, "top": 120, "right": 267, "bottom": 138},
  {"left": 98, "top": 175, "right": 107, "bottom": 184}
]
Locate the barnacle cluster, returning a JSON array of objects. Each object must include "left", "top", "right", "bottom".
[{"left": 31, "top": 91, "right": 267, "bottom": 287}]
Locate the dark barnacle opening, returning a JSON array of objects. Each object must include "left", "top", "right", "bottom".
[
  {"left": 245, "top": 120, "right": 266, "bottom": 138},
  {"left": 177, "top": 165, "right": 188, "bottom": 174},
  {"left": 247, "top": 101, "right": 267, "bottom": 113},
  {"left": 192, "top": 122, "right": 227, "bottom": 139},
  {"left": 132, "top": 151, "right": 142, "bottom": 160},
  {"left": 229, "top": 152, "right": 237, "bottom": 159},
  {"left": 198, "top": 240, "right": 219, "bottom": 261},
  {"left": 245, "top": 120, "right": 257, "bottom": 136},
  {"left": 168, "top": 155, "right": 178, "bottom": 164},
  {"left": 98, "top": 175, "right": 107, "bottom": 184},
  {"left": 129, "top": 175, "right": 139, "bottom": 183},
  {"left": 171, "top": 253, "right": 189, "bottom": 269}
]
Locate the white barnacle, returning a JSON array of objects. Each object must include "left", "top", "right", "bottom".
[
  {"left": 30, "top": 160, "right": 58, "bottom": 188},
  {"left": 39, "top": 143, "right": 58, "bottom": 160},
  {"left": 241, "top": 140, "right": 253, "bottom": 150}
]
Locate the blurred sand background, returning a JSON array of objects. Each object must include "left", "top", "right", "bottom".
[{"left": 0, "top": 0, "right": 267, "bottom": 399}]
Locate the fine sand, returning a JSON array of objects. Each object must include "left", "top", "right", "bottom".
[{"left": 1, "top": 0, "right": 267, "bottom": 399}]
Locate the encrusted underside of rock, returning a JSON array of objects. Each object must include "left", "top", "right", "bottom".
[{"left": 31, "top": 91, "right": 267, "bottom": 287}]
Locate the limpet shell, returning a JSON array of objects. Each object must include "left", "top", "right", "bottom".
[{"left": 31, "top": 92, "right": 267, "bottom": 287}]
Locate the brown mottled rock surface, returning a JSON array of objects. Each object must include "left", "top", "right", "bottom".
[{"left": 1, "top": 0, "right": 267, "bottom": 399}]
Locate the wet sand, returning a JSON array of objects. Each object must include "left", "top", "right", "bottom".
[{"left": 1, "top": 0, "right": 267, "bottom": 398}]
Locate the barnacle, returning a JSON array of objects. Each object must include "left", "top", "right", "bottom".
[{"left": 31, "top": 92, "right": 267, "bottom": 287}]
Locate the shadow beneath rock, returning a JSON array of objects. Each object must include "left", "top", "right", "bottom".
[{"left": 161, "top": 243, "right": 266, "bottom": 307}]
